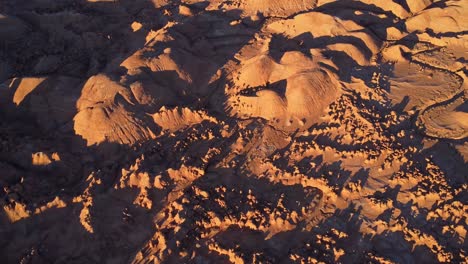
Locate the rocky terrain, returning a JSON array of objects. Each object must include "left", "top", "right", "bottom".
[{"left": 0, "top": 0, "right": 466, "bottom": 263}]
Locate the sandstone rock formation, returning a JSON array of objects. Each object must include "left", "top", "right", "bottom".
[{"left": 0, "top": 0, "right": 466, "bottom": 263}]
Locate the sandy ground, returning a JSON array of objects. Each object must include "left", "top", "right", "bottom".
[{"left": 0, "top": 0, "right": 467, "bottom": 263}]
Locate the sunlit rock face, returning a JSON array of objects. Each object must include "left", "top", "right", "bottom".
[
  {"left": 225, "top": 51, "right": 341, "bottom": 129},
  {"left": 224, "top": 11, "right": 380, "bottom": 131}
]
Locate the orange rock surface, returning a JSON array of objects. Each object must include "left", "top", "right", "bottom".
[{"left": 0, "top": 0, "right": 466, "bottom": 263}]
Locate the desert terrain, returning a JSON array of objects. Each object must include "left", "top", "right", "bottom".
[{"left": 0, "top": 0, "right": 467, "bottom": 263}]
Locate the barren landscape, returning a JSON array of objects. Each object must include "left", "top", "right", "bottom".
[{"left": 0, "top": 0, "right": 467, "bottom": 263}]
